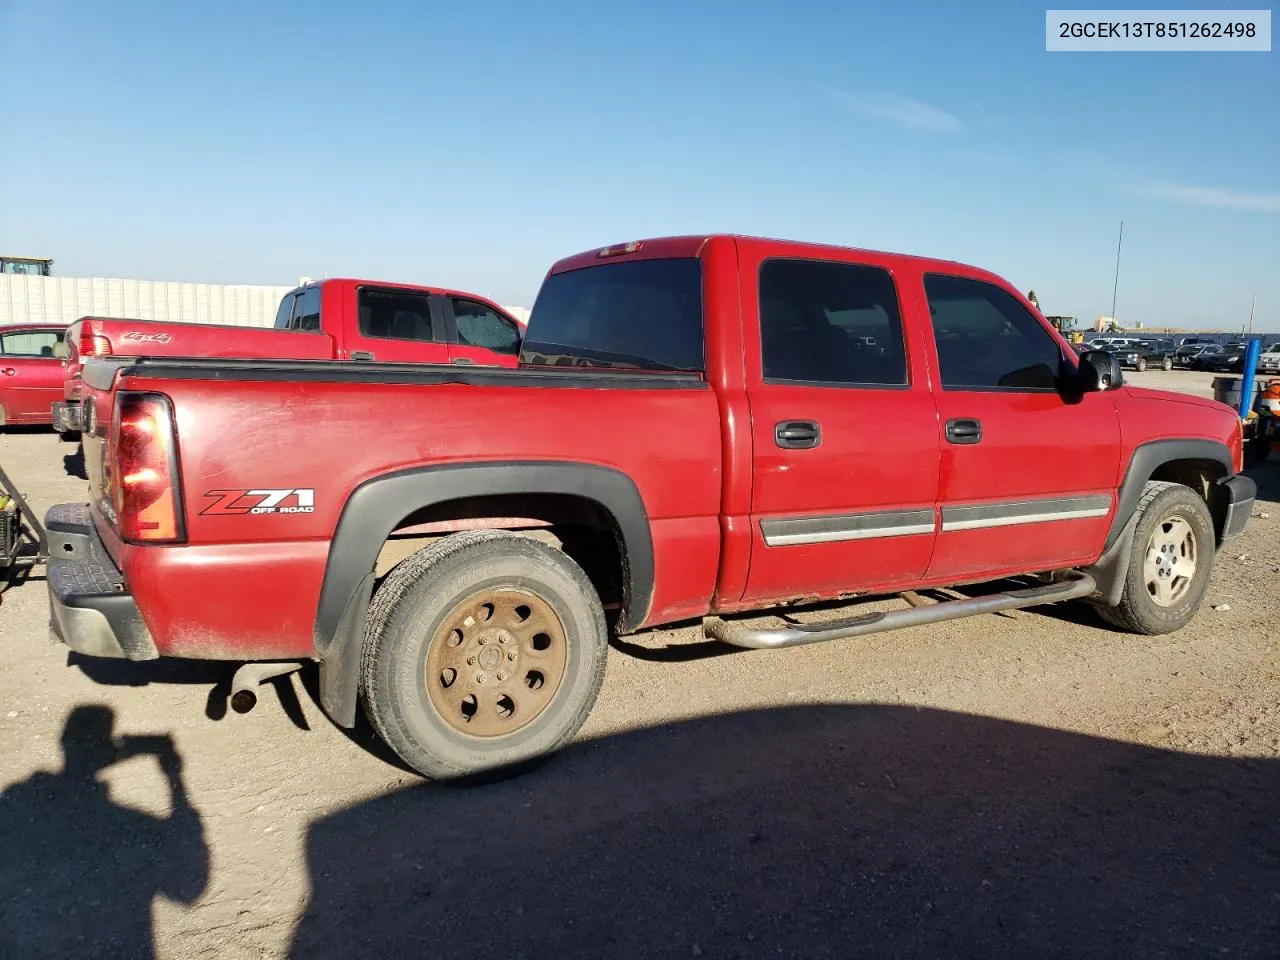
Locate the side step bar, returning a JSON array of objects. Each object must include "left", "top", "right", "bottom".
[{"left": 703, "top": 571, "right": 1096, "bottom": 650}]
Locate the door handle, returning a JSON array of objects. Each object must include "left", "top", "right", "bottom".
[
  {"left": 775, "top": 420, "right": 821, "bottom": 449},
  {"left": 350, "top": 351, "right": 375, "bottom": 361},
  {"left": 1, "top": 368, "right": 16, "bottom": 376},
  {"left": 945, "top": 418, "right": 983, "bottom": 444},
  {"left": 451, "top": 357, "right": 474, "bottom": 365}
]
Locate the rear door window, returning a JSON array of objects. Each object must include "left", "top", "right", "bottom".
[
  {"left": 758, "top": 258, "right": 908, "bottom": 386},
  {"left": 274, "top": 293, "right": 298, "bottom": 329},
  {"left": 522, "top": 258, "right": 703, "bottom": 371},
  {"left": 357, "top": 288, "right": 440, "bottom": 342},
  {"left": 293, "top": 287, "right": 322, "bottom": 332}
]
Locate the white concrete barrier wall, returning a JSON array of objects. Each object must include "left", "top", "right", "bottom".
[{"left": 0, "top": 275, "right": 532, "bottom": 329}]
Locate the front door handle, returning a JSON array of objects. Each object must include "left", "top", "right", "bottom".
[
  {"left": 350, "top": 351, "right": 375, "bottom": 361},
  {"left": 451, "top": 357, "right": 474, "bottom": 365},
  {"left": 945, "top": 418, "right": 983, "bottom": 444},
  {"left": 775, "top": 420, "right": 821, "bottom": 449},
  {"left": 1, "top": 368, "right": 17, "bottom": 377}
]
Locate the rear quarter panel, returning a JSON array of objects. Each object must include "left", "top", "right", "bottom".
[
  {"left": 99, "top": 318, "right": 336, "bottom": 360},
  {"left": 108, "top": 373, "right": 723, "bottom": 658}
]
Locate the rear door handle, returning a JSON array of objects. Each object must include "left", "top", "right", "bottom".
[
  {"left": 775, "top": 420, "right": 821, "bottom": 449},
  {"left": 451, "top": 357, "right": 474, "bottom": 365},
  {"left": 350, "top": 351, "right": 375, "bottom": 361},
  {"left": 945, "top": 418, "right": 983, "bottom": 444},
  {"left": 1, "top": 368, "right": 17, "bottom": 376}
]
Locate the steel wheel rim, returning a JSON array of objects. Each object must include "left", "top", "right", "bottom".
[
  {"left": 425, "top": 586, "right": 568, "bottom": 738},
  {"left": 1142, "top": 514, "right": 1197, "bottom": 607}
]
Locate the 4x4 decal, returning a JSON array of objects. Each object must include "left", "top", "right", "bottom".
[{"left": 200, "top": 488, "right": 315, "bottom": 516}]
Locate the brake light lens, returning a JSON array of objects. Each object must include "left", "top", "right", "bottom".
[
  {"left": 78, "top": 324, "right": 112, "bottom": 357},
  {"left": 110, "top": 393, "right": 185, "bottom": 543},
  {"left": 596, "top": 241, "right": 643, "bottom": 258}
]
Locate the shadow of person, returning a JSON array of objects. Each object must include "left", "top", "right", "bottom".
[
  {"left": 0, "top": 705, "right": 209, "bottom": 960},
  {"left": 290, "top": 704, "right": 1280, "bottom": 960}
]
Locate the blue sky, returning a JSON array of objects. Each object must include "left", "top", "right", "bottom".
[{"left": 2, "top": 0, "right": 1276, "bottom": 331}]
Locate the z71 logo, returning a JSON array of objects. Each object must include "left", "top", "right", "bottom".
[{"left": 200, "top": 488, "right": 315, "bottom": 516}]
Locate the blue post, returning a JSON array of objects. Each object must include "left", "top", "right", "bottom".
[{"left": 1238, "top": 337, "right": 1262, "bottom": 418}]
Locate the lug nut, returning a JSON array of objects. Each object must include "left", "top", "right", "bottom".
[
  {"left": 507, "top": 651, "right": 517, "bottom": 661},
  {"left": 497, "top": 671, "right": 509, "bottom": 681},
  {"left": 467, "top": 656, "right": 477, "bottom": 665},
  {"left": 499, "top": 635, "right": 509, "bottom": 644},
  {"left": 477, "top": 674, "right": 487, "bottom": 684},
  {"left": 479, "top": 638, "right": 488, "bottom": 646}
]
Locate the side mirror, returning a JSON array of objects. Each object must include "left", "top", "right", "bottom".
[{"left": 1075, "top": 349, "right": 1123, "bottom": 392}]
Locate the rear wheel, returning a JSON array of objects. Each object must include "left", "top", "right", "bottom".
[
  {"left": 361, "top": 530, "right": 609, "bottom": 779},
  {"left": 1161, "top": 356, "right": 1173, "bottom": 371},
  {"left": 1098, "top": 481, "right": 1214, "bottom": 635}
]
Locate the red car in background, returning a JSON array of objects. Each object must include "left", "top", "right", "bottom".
[
  {"left": 0, "top": 324, "right": 69, "bottom": 428},
  {"left": 53, "top": 278, "right": 525, "bottom": 434}
]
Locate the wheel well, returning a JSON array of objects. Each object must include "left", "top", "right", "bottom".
[
  {"left": 1147, "top": 458, "right": 1229, "bottom": 540},
  {"left": 377, "top": 493, "right": 627, "bottom": 621}
]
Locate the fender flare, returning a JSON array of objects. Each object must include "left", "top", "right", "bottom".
[
  {"left": 1103, "top": 439, "right": 1233, "bottom": 551},
  {"left": 1087, "top": 438, "right": 1233, "bottom": 606},
  {"left": 315, "top": 461, "right": 653, "bottom": 727}
]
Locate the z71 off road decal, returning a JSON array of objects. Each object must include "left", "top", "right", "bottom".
[{"left": 200, "top": 488, "right": 315, "bottom": 516}]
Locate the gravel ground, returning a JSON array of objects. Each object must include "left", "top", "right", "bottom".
[{"left": 1, "top": 370, "right": 1277, "bottom": 959}]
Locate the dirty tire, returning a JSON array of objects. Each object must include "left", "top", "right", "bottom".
[
  {"left": 1161, "top": 356, "right": 1173, "bottom": 371},
  {"left": 1097, "top": 481, "right": 1214, "bottom": 635},
  {"left": 1136, "top": 357, "right": 1147, "bottom": 372},
  {"left": 361, "top": 530, "right": 608, "bottom": 780}
]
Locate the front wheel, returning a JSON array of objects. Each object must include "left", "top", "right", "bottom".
[
  {"left": 1136, "top": 357, "right": 1148, "bottom": 372},
  {"left": 1097, "top": 481, "right": 1215, "bottom": 635},
  {"left": 361, "top": 530, "right": 609, "bottom": 779}
]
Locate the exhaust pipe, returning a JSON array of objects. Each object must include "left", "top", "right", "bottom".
[
  {"left": 230, "top": 661, "right": 305, "bottom": 714},
  {"left": 704, "top": 571, "right": 1096, "bottom": 650}
]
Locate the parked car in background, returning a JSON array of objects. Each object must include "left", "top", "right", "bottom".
[
  {"left": 1192, "top": 342, "right": 1247, "bottom": 372},
  {"left": 1174, "top": 342, "right": 1215, "bottom": 367},
  {"left": 51, "top": 233, "right": 1255, "bottom": 779},
  {"left": 1114, "top": 338, "right": 1175, "bottom": 372},
  {"left": 53, "top": 279, "right": 525, "bottom": 435},
  {"left": 1177, "top": 336, "right": 1216, "bottom": 348},
  {"left": 1257, "top": 343, "right": 1280, "bottom": 374},
  {"left": 0, "top": 323, "right": 68, "bottom": 427}
]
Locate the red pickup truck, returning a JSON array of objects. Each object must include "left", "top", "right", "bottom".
[
  {"left": 47, "top": 235, "right": 1256, "bottom": 780},
  {"left": 0, "top": 323, "right": 71, "bottom": 428},
  {"left": 51, "top": 278, "right": 524, "bottom": 433}
]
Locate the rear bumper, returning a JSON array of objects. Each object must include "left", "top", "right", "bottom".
[
  {"left": 45, "top": 504, "right": 157, "bottom": 661},
  {"left": 1218, "top": 474, "right": 1256, "bottom": 542},
  {"left": 50, "top": 401, "right": 81, "bottom": 433}
]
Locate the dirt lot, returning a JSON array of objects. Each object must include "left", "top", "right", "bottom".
[{"left": 1, "top": 370, "right": 1277, "bottom": 959}]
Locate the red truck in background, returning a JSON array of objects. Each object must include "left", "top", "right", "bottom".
[
  {"left": 48, "top": 235, "right": 1256, "bottom": 780},
  {"left": 51, "top": 278, "right": 524, "bottom": 434},
  {"left": 0, "top": 323, "right": 70, "bottom": 428}
]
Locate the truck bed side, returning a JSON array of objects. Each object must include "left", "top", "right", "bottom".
[{"left": 81, "top": 359, "right": 723, "bottom": 660}]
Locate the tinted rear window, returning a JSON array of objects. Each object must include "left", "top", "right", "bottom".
[{"left": 521, "top": 258, "right": 703, "bottom": 372}]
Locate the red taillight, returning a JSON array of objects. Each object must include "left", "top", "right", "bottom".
[
  {"left": 110, "top": 393, "right": 185, "bottom": 543},
  {"left": 79, "top": 324, "right": 112, "bottom": 357}
]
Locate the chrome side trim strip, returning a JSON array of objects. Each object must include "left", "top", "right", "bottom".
[
  {"left": 761, "top": 509, "right": 935, "bottom": 547},
  {"left": 940, "top": 494, "right": 1113, "bottom": 532}
]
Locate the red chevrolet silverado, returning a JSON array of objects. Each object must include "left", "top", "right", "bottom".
[
  {"left": 51, "top": 278, "right": 524, "bottom": 433},
  {"left": 46, "top": 235, "right": 1256, "bottom": 779}
]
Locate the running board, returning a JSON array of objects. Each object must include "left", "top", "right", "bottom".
[{"left": 703, "top": 571, "right": 1096, "bottom": 650}]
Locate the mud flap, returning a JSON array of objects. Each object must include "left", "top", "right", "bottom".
[
  {"left": 318, "top": 573, "right": 374, "bottom": 728},
  {"left": 1083, "top": 510, "right": 1139, "bottom": 608}
]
